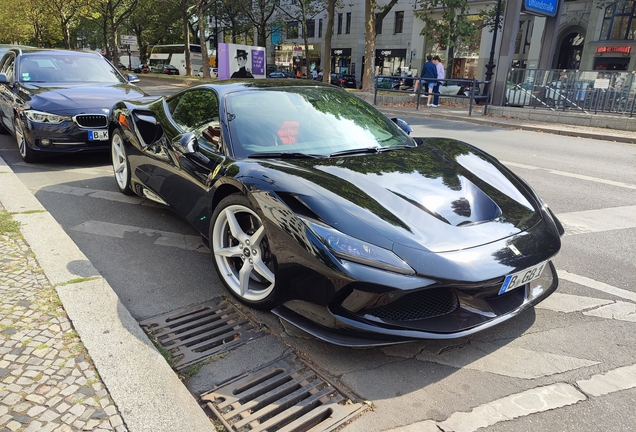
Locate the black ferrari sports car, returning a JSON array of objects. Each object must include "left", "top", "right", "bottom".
[{"left": 109, "top": 80, "right": 563, "bottom": 346}]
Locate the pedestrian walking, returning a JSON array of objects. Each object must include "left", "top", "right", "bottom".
[
  {"left": 414, "top": 55, "right": 437, "bottom": 105},
  {"left": 432, "top": 55, "right": 445, "bottom": 107},
  {"left": 311, "top": 69, "right": 318, "bottom": 80}
]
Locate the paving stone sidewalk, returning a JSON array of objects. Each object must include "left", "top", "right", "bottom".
[{"left": 0, "top": 207, "right": 127, "bottom": 432}]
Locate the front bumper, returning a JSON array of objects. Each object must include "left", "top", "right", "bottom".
[
  {"left": 274, "top": 261, "right": 558, "bottom": 347},
  {"left": 19, "top": 114, "right": 110, "bottom": 155}
]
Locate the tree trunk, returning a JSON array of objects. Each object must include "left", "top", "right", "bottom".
[
  {"left": 362, "top": 0, "right": 375, "bottom": 92},
  {"left": 322, "top": 0, "right": 334, "bottom": 83},
  {"left": 182, "top": 1, "right": 192, "bottom": 76},
  {"left": 198, "top": 3, "right": 210, "bottom": 78}
]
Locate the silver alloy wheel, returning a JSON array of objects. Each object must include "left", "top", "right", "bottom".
[
  {"left": 212, "top": 204, "right": 275, "bottom": 302},
  {"left": 14, "top": 117, "right": 26, "bottom": 158},
  {"left": 111, "top": 131, "right": 129, "bottom": 191}
]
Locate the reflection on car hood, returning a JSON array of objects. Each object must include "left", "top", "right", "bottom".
[
  {"left": 249, "top": 138, "right": 540, "bottom": 253},
  {"left": 21, "top": 83, "right": 148, "bottom": 115}
]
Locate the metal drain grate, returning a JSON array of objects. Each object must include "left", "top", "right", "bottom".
[
  {"left": 140, "top": 299, "right": 263, "bottom": 370},
  {"left": 201, "top": 355, "right": 364, "bottom": 432}
]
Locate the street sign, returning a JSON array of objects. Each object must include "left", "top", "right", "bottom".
[{"left": 120, "top": 35, "right": 138, "bottom": 45}]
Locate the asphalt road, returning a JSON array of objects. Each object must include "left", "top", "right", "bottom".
[{"left": 1, "top": 80, "right": 634, "bottom": 431}]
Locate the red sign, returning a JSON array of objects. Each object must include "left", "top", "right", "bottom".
[{"left": 596, "top": 46, "right": 631, "bottom": 54}]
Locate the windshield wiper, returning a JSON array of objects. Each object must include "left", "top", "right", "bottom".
[
  {"left": 329, "top": 145, "right": 412, "bottom": 157},
  {"left": 247, "top": 152, "right": 323, "bottom": 159}
]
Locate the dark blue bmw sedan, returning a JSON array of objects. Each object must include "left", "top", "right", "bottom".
[{"left": 0, "top": 48, "right": 149, "bottom": 162}]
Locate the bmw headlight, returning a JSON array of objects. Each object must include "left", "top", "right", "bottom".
[
  {"left": 24, "top": 110, "right": 69, "bottom": 124},
  {"left": 300, "top": 217, "right": 415, "bottom": 275}
]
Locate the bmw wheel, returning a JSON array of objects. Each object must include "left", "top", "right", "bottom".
[
  {"left": 211, "top": 194, "right": 276, "bottom": 309},
  {"left": 111, "top": 128, "right": 134, "bottom": 195},
  {"left": 14, "top": 116, "right": 39, "bottom": 163}
]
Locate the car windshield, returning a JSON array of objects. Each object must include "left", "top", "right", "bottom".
[
  {"left": 19, "top": 53, "right": 124, "bottom": 84},
  {"left": 226, "top": 87, "right": 414, "bottom": 158}
]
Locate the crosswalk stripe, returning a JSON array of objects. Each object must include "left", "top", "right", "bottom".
[
  {"left": 69, "top": 220, "right": 208, "bottom": 253},
  {"left": 583, "top": 301, "right": 636, "bottom": 322},
  {"left": 558, "top": 270, "right": 636, "bottom": 303},
  {"left": 536, "top": 292, "right": 613, "bottom": 313},
  {"left": 556, "top": 205, "right": 636, "bottom": 235},
  {"left": 416, "top": 343, "right": 598, "bottom": 379},
  {"left": 503, "top": 161, "right": 636, "bottom": 190},
  {"left": 577, "top": 363, "right": 636, "bottom": 397}
]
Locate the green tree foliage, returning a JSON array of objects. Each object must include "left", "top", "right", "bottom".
[
  {"left": 0, "top": 0, "right": 34, "bottom": 44},
  {"left": 277, "top": 0, "right": 327, "bottom": 74},
  {"left": 416, "top": 0, "right": 477, "bottom": 78}
]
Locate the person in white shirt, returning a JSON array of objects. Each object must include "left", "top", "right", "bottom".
[
  {"left": 311, "top": 69, "right": 318, "bottom": 80},
  {"left": 432, "top": 56, "right": 445, "bottom": 107}
]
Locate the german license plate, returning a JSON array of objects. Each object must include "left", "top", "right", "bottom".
[
  {"left": 499, "top": 261, "right": 547, "bottom": 295},
  {"left": 88, "top": 130, "right": 109, "bottom": 141}
]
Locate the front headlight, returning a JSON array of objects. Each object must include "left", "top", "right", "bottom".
[
  {"left": 24, "top": 110, "right": 70, "bottom": 124},
  {"left": 300, "top": 217, "right": 415, "bottom": 275}
]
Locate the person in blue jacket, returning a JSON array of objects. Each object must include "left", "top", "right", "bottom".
[{"left": 415, "top": 55, "right": 437, "bottom": 106}]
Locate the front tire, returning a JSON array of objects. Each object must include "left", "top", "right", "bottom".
[
  {"left": 14, "top": 116, "right": 39, "bottom": 163},
  {"left": 111, "top": 128, "right": 134, "bottom": 195},
  {"left": 211, "top": 194, "right": 277, "bottom": 309}
]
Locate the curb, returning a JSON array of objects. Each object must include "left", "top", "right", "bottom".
[{"left": 0, "top": 157, "right": 214, "bottom": 432}]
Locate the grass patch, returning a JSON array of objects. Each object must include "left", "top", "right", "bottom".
[{"left": 0, "top": 211, "right": 20, "bottom": 234}]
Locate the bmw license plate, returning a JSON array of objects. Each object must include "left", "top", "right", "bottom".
[
  {"left": 499, "top": 261, "right": 547, "bottom": 295},
  {"left": 88, "top": 130, "right": 109, "bottom": 141}
]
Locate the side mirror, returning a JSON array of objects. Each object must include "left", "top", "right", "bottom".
[
  {"left": 0, "top": 73, "right": 8, "bottom": 83},
  {"left": 127, "top": 74, "right": 140, "bottom": 83},
  {"left": 173, "top": 132, "right": 199, "bottom": 154},
  {"left": 391, "top": 117, "right": 413, "bottom": 135}
]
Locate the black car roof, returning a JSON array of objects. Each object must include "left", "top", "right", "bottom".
[{"left": 187, "top": 79, "right": 336, "bottom": 98}]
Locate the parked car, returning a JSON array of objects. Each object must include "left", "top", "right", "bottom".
[
  {"left": 152, "top": 64, "right": 179, "bottom": 75},
  {"left": 267, "top": 71, "right": 296, "bottom": 79},
  {"left": 330, "top": 73, "right": 357, "bottom": 88},
  {"left": 196, "top": 66, "right": 218, "bottom": 78},
  {"left": 0, "top": 47, "right": 148, "bottom": 162},
  {"left": 133, "top": 64, "right": 150, "bottom": 74},
  {"left": 108, "top": 80, "right": 563, "bottom": 346},
  {"left": 376, "top": 77, "right": 399, "bottom": 89}
]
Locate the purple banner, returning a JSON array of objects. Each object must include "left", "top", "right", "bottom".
[{"left": 251, "top": 50, "right": 265, "bottom": 75}]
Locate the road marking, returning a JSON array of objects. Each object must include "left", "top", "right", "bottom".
[
  {"left": 38, "top": 184, "right": 163, "bottom": 207},
  {"left": 556, "top": 205, "right": 636, "bottom": 236},
  {"left": 14, "top": 162, "right": 111, "bottom": 176},
  {"left": 386, "top": 383, "right": 586, "bottom": 432},
  {"left": 416, "top": 343, "right": 598, "bottom": 379},
  {"left": 558, "top": 270, "right": 636, "bottom": 303},
  {"left": 536, "top": 292, "right": 614, "bottom": 313},
  {"left": 69, "top": 220, "right": 209, "bottom": 253},
  {"left": 577, "top": 363, "right": 636, "bottom": 397},
  {"left": 503, "top": 161, "right": 636, "bottom": 190},
  {"left": 583, "top": 301, "right": 636, "bottom": 322}
]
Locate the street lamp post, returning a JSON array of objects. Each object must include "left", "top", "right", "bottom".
[{"left": 483, "top": 0, "right": 503, "bottom": 100}]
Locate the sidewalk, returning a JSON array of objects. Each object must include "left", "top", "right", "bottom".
[{"left": 0, "top": 159, "right": 214, "bottom": 432}]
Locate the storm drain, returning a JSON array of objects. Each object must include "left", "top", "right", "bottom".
[
  {"left": 201, "top": 355, "right": 364, "bottom": 432},
  {"left": 140, "top": 299, "right": 263, "bottom": 370}
]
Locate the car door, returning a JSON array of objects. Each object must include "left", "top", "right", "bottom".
[
  {"left": 154, "top": 88, "right": 226, "bottom": 234},
  {"left": 0, "top": 52, "right": 17, "bottom": 132}
]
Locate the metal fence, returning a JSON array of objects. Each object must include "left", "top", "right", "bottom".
[
  {"left": 506, "top": 68, "right": 636, "bottom": 116},
  {"left": 373, "top": 75, "right": 490, "bottom": 116}
]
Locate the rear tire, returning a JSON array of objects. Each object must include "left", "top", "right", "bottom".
[{"left": 111, "top": 128, "right": 134, "bottom": 195}]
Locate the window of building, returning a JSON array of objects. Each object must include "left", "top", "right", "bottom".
[
  {"left": 600, "top": 0, "right": 636, "bottom": 40},
  {"left": 394, "top": 11, "right": 404, "bottom": 34},
  {"left": 306, "top": 19, "right": 315, "bottom": 38},
  {"left": 338, "top": 13, "right": 343, "bottom": 34},
  {"left": 319, "top": 19, "right": 323, "bottom": 37},
  {"left": 375, "top": 13, "right": 383, "bottom": 34},
  {"left": 287, "top": 21, "right": 299, "bottom": 39},
  {"left": 346, "top": 13, "right": 351, "bottom": 34}
]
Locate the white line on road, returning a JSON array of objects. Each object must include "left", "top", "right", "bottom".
[
  {"left": 536, "top": 292, "right": 614, "bottom": 313},
  {"left": 556, "top": 205, "right": 636, "bottom": 236},
  {"left": 69, "top": 220, "right": 209, "bottom": 253},
  {"left": 416, "top": 343, "right": 598, "bottom": 379},
  {"left": 558, "top": 270, "right": 636, "bottom": 303},
  {"left": 577, "top": 363, "right": 636, "bottom": 397},
  {"left": 38, "top": 184, "right": 163, "bottom": 207},
  {"left": 503, "top": 161, "right": 636, "bottom": 190},
  {"left": 583, "top": 301, "right": 636, "bottom": 322}
]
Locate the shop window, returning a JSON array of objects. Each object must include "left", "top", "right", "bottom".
[
  {"left": 600, "top": 0, "right": 636, "bottom": 40},
  {"left": 346, "top": 13, "right": 351, "bottom": 34},
  {"left": 338, "top": 13, "right": 343, "bottom": 34},
  {"left": 394, "top": 11, "right": 404, "bottom": 34},
  {"left": 306, "top": 19, "right": 315, "bottom": 38},
  {"left": 319, "top": 19, "right": 323, "bottom": 38},
  {"left": 376, "top": 13, "right": 383, "bottom": 34},
  {"left": 287, "top": 21, "right": 299, "bottom": 39}
]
